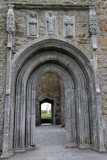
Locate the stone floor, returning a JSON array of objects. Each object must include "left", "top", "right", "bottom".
[{"left": 9, "top": 125, "right": 107, "bottom": 160}]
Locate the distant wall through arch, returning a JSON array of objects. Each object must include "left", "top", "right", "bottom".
[{"left": 36, "top": 73, "right": 65, "bottom": 126}]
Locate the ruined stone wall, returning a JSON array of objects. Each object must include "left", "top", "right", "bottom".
[
  {"left": 36, "top": 73, "right": 65, "bottom": 125},
  {"left": 96, "top": 1, "right": 107, "bottom": 115},
  {"left": 0, "top": 0, "right": 107, "bottom": 152},
  {"left": 13, "top": 7, "right": 90, "bottom": 56}
]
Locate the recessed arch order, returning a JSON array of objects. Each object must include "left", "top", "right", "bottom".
[{"left": 2, "top": 38, "right": 107, "bottom": 157}]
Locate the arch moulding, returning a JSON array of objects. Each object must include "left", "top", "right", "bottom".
[{"left": 1, "top": 38, "right": 107, "bottom": 157}]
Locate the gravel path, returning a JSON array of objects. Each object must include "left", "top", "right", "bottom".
[{"left": 9, "top": 125, "right": 107, "bottom": 160}]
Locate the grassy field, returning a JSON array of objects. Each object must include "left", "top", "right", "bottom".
[{"left": 41, "top": 113, "right": 51, "bottom": 119}]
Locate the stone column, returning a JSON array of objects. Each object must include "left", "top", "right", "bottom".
[
  {"left": 75, "top": 88, "right": 82, "bottom": 147},
  {"left": 30, "top": 88, "right": 36, "bottom": 146},
  {"left": 89, "top": 7, "right": 107, "bottom": 152},
  {"left": 14, "top": 77, "right": 21, "bottom": 150},
  {"left": 65, "top": 88, "right": 77, "bottom": 148},
  {"left": 14, "top": 76, "right": 26, "bottom": 152},
  {"left": 2, "top": 4, "right": 15, "bottom": 157},
  {"left": 20, "top": 85, "right": 26, "bottom": 151},
  {"left": 26, "top": 79, "right": 36, "bottom": 148},
  {"left": 78, "top": 88, "right": 90, "bottom": 148},
  {"left": 26, "top": 84, "right": 31, "bottom": 147},
  {"left": 2, "top": 49, "right": 13, "bottom": 157}
]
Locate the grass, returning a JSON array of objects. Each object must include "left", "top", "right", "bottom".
[{"left": 41, "top": 113, "right": 51, "bottom": 119}]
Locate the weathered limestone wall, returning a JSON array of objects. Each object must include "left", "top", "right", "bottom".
[
  {"left": 14, "top": 8, "right": 90, "bottom": 56},
  {"left": 1, "top": 0, "right": 107, "bottom": 153},
  {"left": 96, "top": 1, "right": 107, "bottom": 115},
  {"left": 36, "top": 73, "right": 65, "bottom": 125}
]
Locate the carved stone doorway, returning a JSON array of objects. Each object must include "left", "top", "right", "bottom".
[{"left": 2, "top": 39, "right": 107, "bottom": 157}]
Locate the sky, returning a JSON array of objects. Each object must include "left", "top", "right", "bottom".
[{"left": 41, "top": 102, "right": 51, "bottom": 111}]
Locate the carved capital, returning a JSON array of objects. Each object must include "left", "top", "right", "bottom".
[
  {"left": 88, "top": 8, "right": 97, "bottom": 36},
  {"left": 88, "top": 8, "right": 98, "bottom": 50},
  {"left": 7, "top": 5, "right": 15, "bottom": 34},
  {"left": 7, "top": 4, "right": 15, "bottom": 48}
]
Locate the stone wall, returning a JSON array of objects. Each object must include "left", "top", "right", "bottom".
[
  {"left": 0, "top": 0, "right": 107, "bottom": 153},
  {"left": 12, "top": 6, "right": 90, "bottom": 56},
  {"left": 96, "top": 1, "right": 107, "bottom": 115}
]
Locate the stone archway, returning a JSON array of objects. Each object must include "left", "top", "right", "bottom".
[{"left": 2, "top": 38, "right": 107, "bottom": 157}]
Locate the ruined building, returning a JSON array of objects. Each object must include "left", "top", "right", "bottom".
[{"left": 0, "top": 0, "right": 107, "bottom": 158}]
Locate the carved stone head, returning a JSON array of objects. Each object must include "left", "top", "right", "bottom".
[
  {"left": 49, "top": 11, "right": 53, "bottom": 17},
  {"left": 30, "top": 13, "right": 37, "bottom": 19}
]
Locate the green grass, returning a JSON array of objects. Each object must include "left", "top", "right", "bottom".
[{"left": 41, "top": 113, "right": 51, "bottom": 119}]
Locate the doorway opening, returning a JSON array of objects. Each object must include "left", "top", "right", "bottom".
[
  {"left": 2, "top": 39, "right": 103, "bottom": 157},
  {"left": 40, "top": 100, "right": 53, "bottom": 125},
  {"left": 36, "top": 72, "right": 65, "bottom": 126}
]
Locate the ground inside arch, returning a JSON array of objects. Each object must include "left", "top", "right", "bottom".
[{"left": 9, "top": 125, "right": 107, "bottom": 160}]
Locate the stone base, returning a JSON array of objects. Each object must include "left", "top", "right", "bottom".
[
  {"left": 65, "top": 143, "right": 77, "bottom": 148},
  {"left": 0, "top": 151, "right": 13, "bottom": 159},
  {"left": 92, "top": 146, "right": 107, "bottom": 153},
  {"left": 65, "top": 143, "right": 92, "bottom": 150},
  {"left": 98, "top": 147, "right": 107, "bottom": 153},
  {"left": 15, "top": 145, "right": 36, "bottom": 153},
  {"left": 0, "top": 145, "right": 36, "bottom": 159},
  {"left": 78, "top": 144, "right": 91, "bottom": 149},
  {"left": 26, "top": 145, "right": 36, "bottom": 151},
  {"left": 14, "top": 148, "right": 26, "bottom": 153}
]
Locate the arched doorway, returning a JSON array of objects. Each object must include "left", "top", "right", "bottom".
[
  {"left": 36, "top": 72, "right": 65, "bottom": 126},
  {"left": 2, "top": 38, "right": 107, "bottom": 157},
  {"left": 40, "top": 100, "right": 53, "bottom": 125}
]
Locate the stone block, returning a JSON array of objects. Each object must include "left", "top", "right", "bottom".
[{"left": 100, "top": 26, "right": 107, "bottom": 32}]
